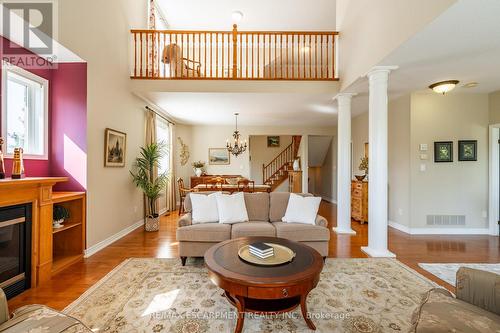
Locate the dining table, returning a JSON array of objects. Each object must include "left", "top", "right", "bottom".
[{"left": 193, "top": 184, "right": 271, "bottom": 193}]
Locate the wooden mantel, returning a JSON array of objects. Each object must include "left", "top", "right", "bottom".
[{"left": 0, "top": 177, "right": 68, "bottom": 287}]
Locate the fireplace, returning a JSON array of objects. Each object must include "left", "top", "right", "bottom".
[{"left": 0, "top": 204, "right": 32, "bottom": 299}]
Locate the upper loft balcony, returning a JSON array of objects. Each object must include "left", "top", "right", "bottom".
[{"left": 130, "top": 25, "right": 338, "bottom": 81}]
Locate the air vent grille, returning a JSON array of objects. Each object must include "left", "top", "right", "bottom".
[{"left": 426, "top": 215, "right": 466, "bottom": 226}]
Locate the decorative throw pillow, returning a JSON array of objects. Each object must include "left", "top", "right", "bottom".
[
  {"left": 190, "top": 193, "right": 219, "bottom": 224},
  {"left": 216, "top": 192, "right": 249, "bottom": 224},
  {"left": 282, "top": 193, "right": 321, "bottom": 225}
]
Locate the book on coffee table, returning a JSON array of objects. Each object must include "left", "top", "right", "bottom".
[{"left": 249, "top": 242, "right": 274, "bottom": 258}]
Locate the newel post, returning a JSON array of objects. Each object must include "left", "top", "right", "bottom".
[{"left": 232, "top": 24, "right": 238, "bottom": 78}]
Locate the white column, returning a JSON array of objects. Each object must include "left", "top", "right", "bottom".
[
  {"left": 333, "top": 93, "right": 356, "bottom": 234},
  {"left": 361, "top": 66, "right": 397, "bottom": 258}
]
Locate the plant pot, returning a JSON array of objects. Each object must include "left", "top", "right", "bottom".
[
  {"left": 194, "top": 167, "right": 202, "bottom": 177},
  {"left": 355, "top": 175, "right": 366, "bottom": 181},
  {"left": 145, "top": 215, "right": 160, "bottom": 232}
]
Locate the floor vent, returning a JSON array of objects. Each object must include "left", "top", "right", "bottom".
[{"left": 426, "top": 215, "right": 466, "bottom": 226}]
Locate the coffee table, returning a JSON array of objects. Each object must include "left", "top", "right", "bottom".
[{"left": 204, "top": 237, "right": 324, "bottom": 333}]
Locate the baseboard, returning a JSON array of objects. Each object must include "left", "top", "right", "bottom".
[
  {"left": 389, "top": 221, "right": 490, "bottom": 235},
  {"left": 84, "top": 219, "right": 144, "bottom": 258}
]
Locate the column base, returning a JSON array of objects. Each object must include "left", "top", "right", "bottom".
[
  {"left": 361, "top": 246, "right": 396, "bottom": 258},
  {"left": 332, "top": 227, "right": 356, "bottom": 235}
]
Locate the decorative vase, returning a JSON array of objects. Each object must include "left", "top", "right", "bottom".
[
  {"left": 194, "top": 167, "right": 202, "bottom": 177},
  {"left": 145, "top": 215, "right": 160, "bottom": 232},
  {"left": 293, "top": 158, "right": 300, "bottom": 171}
]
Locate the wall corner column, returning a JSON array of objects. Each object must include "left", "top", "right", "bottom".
[
  {"left": 333, "top": 93, "right": 357, "bottom": 235},
  {"left": 361, "top": 66, "right": 398, "bottom": 258}
]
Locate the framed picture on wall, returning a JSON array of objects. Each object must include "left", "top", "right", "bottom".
[
  {"left": 458, "top": 140, "right": 477, "bottom": 161},
  {"left": 209, "top": 148, "right": 230, "bottom": 165},
  {"left": 267, "top": 136, "right": 280, "bottom": 147},
  {"left": 434, "top": 141, "right": 453, "bottom": 163},
  {"left": 104, "top": 128, "right": 127, "bottom": 167}
]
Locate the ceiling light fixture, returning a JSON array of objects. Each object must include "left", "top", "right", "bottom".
[
  {"left": 429, "top": 80, "right": 459, "bottom": 95},
  {"left": 232, "top": 10, "right": 244, "bottom": 23},
  {"left": 226, "top": 113, "right": 247, "bottom": 157}
]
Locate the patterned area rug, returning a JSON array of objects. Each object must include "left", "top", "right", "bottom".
[
  {"left": 419, "top": 263, "right": 500, "bottom": 286},
  {"left": 64, "top": 258, "right": 436, "bottom": 333}
]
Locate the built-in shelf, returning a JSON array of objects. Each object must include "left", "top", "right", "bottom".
[
  {"left": 52, "top": 221, "right": 82, "bottom": 234},
  {"left": 51, "top": 191, "right": 86, "bottom": 276}
]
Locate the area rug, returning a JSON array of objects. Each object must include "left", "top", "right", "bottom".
[
  {"left": 419, "top": 263, "right": 500, "bottom": 286},
  {"left": 64, "top": 258, "right": 437, "bottom": 333}
]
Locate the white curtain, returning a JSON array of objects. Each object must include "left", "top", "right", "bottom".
[{"left": 156, "top": 116, "right": 176, "bottom": 212}]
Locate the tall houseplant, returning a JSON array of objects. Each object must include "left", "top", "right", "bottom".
[{"left": 130, "top": 142, "right": 169, "bottom": 231}]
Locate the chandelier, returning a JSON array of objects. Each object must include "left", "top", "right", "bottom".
[{"left": 226, "top": 113, "right": 247, "bottom": 157}]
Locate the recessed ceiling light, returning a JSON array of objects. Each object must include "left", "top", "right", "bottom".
[
  {"left": 463, "top": 82, "right": 479, "bottom": 89},
  {"left": 232, "top": 11, "right": 244, "bottom": 23},
  {"left": 429, "top": 80, "right": 459, "bottom": 95}
]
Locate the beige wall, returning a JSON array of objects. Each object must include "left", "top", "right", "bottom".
[
  {"left": 319, "top": 137, "right": 337, "bottom": 202},
  {"left": 388, "top": 95, "right": 411, "bottom": 227},
  {"left": 351, "top": 112, "right": 368, "bottom": 177},
  {"left": 249, "top": 135, "right": 293, "bottom": 184},
  {"left": 410, "top": 93, "right": 489, "bottom": 229},
  {"left": 337, "top": 0, "right": 455, "bottom": 90},
  {"left": 58, "top": 0, "right": 148, "bottom": 247},
  {"left": 489, "top": 90, "right": 500, "bottom": 124}
]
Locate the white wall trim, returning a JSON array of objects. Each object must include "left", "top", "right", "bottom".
[
  {"left": 489, "top": 125, "right": 500, "bottom": 236},
  {"left": 84, "top": 219, "right": 144, "bottom": 258},
  {"left": 389, "top": 220, "right": 490, "bottom": 235}
]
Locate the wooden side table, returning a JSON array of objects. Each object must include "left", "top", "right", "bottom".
[{"left": 351, "top": 180, "right": 368, "bottom": 224}]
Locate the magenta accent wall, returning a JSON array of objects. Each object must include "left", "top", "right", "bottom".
[{"left": 1, "top": 36, "right": 87, "bottom": 191}]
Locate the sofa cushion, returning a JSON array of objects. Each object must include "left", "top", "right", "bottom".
[
  {"left": 216, "top": 192, "right": 249, "bottom": 224},
  {"left": 184, "top": 191, "right": 229, "bottom": 213},
  {"left": 177, "top": 223, "right": 231, "bottom": 242},
  {"left": 272, "top": 222, "right": 330, "bottom": 242},
  {"left": 282, "top": 193, "right": 321, "bottom": 225},
  {"left": 269, "top": 192, "right": 312, "bottom": 222},
  {"left": 231, "top": 222, "right": 276, "bottom": 239},
  {"left": 410, "top": 288, "right": 500, "bottom": 333},
  {"left": 244, "top": 192, "right": 270, "bottom": 222}
]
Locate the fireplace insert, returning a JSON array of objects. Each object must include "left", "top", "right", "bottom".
[{"left": 0, "top": 204, "right": 32, "bottom": 299}]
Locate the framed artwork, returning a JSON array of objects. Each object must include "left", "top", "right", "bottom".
[
  {"left": 458, "top": 140, "right": 477, "bottom": 161},
  {"left": 104, "top": 128, "right": 127, "bottom": 167},
  {"left": 267, "top": 136, "right": 280, "bottom": 147},
  {"left": 434, "top": 141, "right": 453, "bottom": 163},
  {"left": 209, "top": 148, "right": 230, "bottom": 165}
]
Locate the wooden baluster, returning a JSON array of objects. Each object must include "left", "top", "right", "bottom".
[
  {"left": 204, "top": 33, "right": 207, "bottom": 77},
  {"left": 320, "top": 34, "right": 324, "bottom": 79},
  {"left": 133, "top": 32, "right": 137, "bottom": 77},
  {"left": 309, "top": 35, "right": 312, "bottom": 79},
  {"left": 216, "top": 33, "right": 219, "bottom": 78},
  {"left": 173, "top": 34, "right": 177, "bottom": 78},
  {"left": 257, "top": 34, "right": 260, "bottom": 78},
  {"left": 268, "top": 34, "right": 271, "bottom": 78},
  {"left": 273, "top": 34, "right": 277, "bottom": 79},
  {"left": 251, "top": 34, "right": 254, "bottom": 79},
  {"left": 222, "top": 33, "right": 225, "bottom": 78},
  {"left": 145, "top": 32, "right": 149, "bottom": 77},
  {"left": 280, "top": 34, "right": 283, "bottom": 79},
  {"left": 262, "top": 164, "right": 265, "bottom": 183},
  {"left": 315, "top": 35, "right": 318, "bottom": 79},
  {"left": 302, "top": 34, "right": 306, "bottom": 79},
  {"left": 325, "top": 35, "right": 330, "bottom": 79},
  {"left": 210, "top": 33, "right": 213, "bottom": 78},
  {"left": 292, "top": 34, "right": 295, "bottom": 79},
  {"left": 245, "top": 34, "right": 248, "bottom": 79},
  {"left": 332, "top": 34, "right": 335, "bottom": 79},
  {"left": 286, "top": 34, "right": 289, "bottom": 79},
  {"left": 263, "top": 34, "right": 266, "bottom": 78},
  {"left": 298, "top": 34, "right": 301, "bottom": 79},
  {"left": 233, "top": 25, "right": 238, "bottom": 78}
]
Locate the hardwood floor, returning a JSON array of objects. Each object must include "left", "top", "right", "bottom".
[{"left": 8, "top": 201, "right": 500, "bottom": 311}]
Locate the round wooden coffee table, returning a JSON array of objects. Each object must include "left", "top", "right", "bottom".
[{"left": 205, "top": 237, "right": 324, "bottom": 333}]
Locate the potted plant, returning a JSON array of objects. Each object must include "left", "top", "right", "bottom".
[
  {"left": 130, "top": 142, "right": 169, "bottom": 232},
  {"left": 356, "top": 156, "right": 368, "bottom": 181},
  {"left": 53, "top": 205, "right": 70, "bottom": 229},
  {"left": 192, "top": 161, "right": 205, "bottom": 177}
]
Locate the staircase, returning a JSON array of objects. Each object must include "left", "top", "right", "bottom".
[{"left": 263, "top": 136, "right": 301, "bottom": 191}]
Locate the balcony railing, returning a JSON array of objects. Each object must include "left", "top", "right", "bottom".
[{"left": 130, "top": 25, "right": 338, "bottom": 80}]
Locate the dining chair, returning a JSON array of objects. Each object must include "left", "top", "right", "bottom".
[
  {"left": 177, "top": 178, "right": 194, "bottom": 215},
  {"left": 237, "top": 179, "right": 255, "bottom": 192}
]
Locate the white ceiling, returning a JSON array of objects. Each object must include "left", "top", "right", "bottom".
[
  {"left": 141, "top": 92, "right": 338, "bottom": 126},
  {"left": 347, "top": 0, "right": 500, "bottom": 114},
  {"left": 156, "top": 0, "right": 336, "bottom": 31}
]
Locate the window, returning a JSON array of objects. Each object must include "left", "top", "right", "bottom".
[
  {"left": 156, "top": 116, "right": 170, "bottom": 175},
  {"left": 1, "top": 64, "right": 48, "bottom": 159}
]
